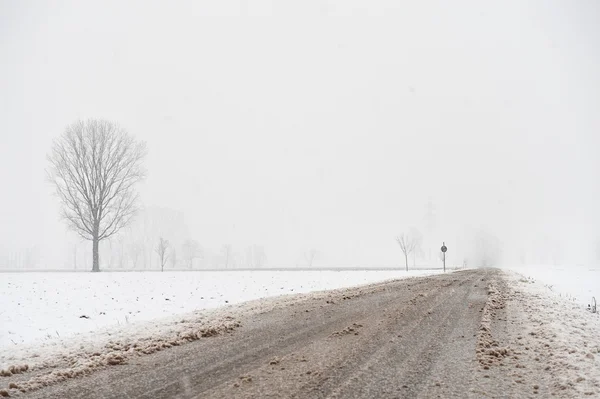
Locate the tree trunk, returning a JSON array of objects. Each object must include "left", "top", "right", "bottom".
[
  {"left": 405, "top": 254, "right": 408, "bottom": 272},
  {"left": 92, "top": 237, "right": 100, "bottom": 272}
]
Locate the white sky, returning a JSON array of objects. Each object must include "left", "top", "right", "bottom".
[{"left": 1, "top": 0, "right": 599, "bottom": 267}]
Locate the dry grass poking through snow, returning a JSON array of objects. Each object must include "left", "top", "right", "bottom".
[{"left": 479, "top": 271, "right": 600, "bottom": 398}]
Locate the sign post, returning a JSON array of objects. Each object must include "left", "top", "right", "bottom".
[{"left": 441, "top": 242, "right": 447, "bottom": 272}]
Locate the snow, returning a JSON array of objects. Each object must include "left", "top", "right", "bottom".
[
  {"left": 501, "top": 264, "right": 600, "bottom": 307},
  {"left": 499, "top": 270, "right": 600, "bottom": 397},
  {"left": 1, "top": 267, "right": 598, "bottom": 396},
  {"left": 0, "top": 269, "right": 449, "bottom": 392},
  {"left": 0, "top": 269, "right": 443, "bottom": 352}
]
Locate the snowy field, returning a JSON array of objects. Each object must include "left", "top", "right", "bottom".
[
  {"left": 1, "top": 269, "right": 443, "bottom": 351},
  {"left": 501, "top": 264, "right": 600, "bottom": 308},
  {"left": 499, "top": 270, "right": 600, "bottom": 397},
  {"left": 1, "top": 268, "right": 598, "bottom": 396}
]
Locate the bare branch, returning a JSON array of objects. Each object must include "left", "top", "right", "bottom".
[
  {"left": 47, "top": 119, "right": 147, "bottom": 271},
  {"left": 155, "top": 237, "right": 170, "bottom": 271},
  {"left": 396, "top": 230, "right": 420, "bottom": 271},
  {"left": 221, "top": 244, "right": 233, "bottom": 269},
  {"left": 182, "top": 240, "right": 202, "bottom": 269},
  {"left": 396, "top": 233, "right": 418, "bottom": 256},
  {"left": 304, "top": 249, "right": 319, "bottom": 267}
]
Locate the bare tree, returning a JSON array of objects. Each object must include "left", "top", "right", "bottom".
[
  {"left": 221, "top": 244, "right": 233, "bottom": 269},
  {"left": 304, "top": 249, "right": 320, "bottom": 267},
  {"left": 409, "top": 228, "right": 423, "bottom": 268},
  {"left": 47, "top": 119, "right": 147, "bottom": 272},
  {"left": 246, "top": 245, "right": 267, "bottom": 268},
  {"left": 117, "top": 237, "right": 126, "bottom": 268},
  {"left": 474, "top": 229, "right": 501, "bottom": 267},
  {"left": 128, "top": 241, "right": 143, "bottom": 269},
  {"left": 155, "top": 237, "right": 170, "bottom": 272},
  {"left": 396, "top": 232, "right": 418, "bottom": 271},
  {"left": 413, "top": 244, "right": 424, "bottom": 268},
  {"left": 72, "top": 243, "right": 78, "bottom": 270},
  {"left": 182, "top": 239, "right": 202, "bottom": 269},
  {"left": 170, "top": 248, "right": 178, "bottom": 269}
]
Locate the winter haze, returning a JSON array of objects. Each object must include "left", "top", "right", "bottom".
[{"left": 1, "top": 0, "right": 599, "bottom": 270}]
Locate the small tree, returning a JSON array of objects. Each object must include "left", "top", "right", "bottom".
[
  {"left": 255, "top": 245, "right": 267, "bottom": 268},
  {"left": 128, "top": 241, "right": 143, "bottom": 269},
  {"left": 246, "top": 245, "right": 267, "bottom": 268},
  {"left": 47, "top": 119, "right": 147, "bottom": 272},
  {"left": 304, "top": 249, "right": 320, "bottom": 267},
  {"left": 182, "top": 239, "right": 202, "bottom": 269},
  {"left": 170, "top": 248, "right": 178, "bottom": 269},
  {"left": 409, "top": 228, "right": 423, "bottom": 268},
  {"left": 396, "top": 232, "right": 418, "bottom": 271},
  {"left": 221, "top": 244, "right": 233, "bottom": 269},
  {"left": 155, "top": 237, "right": 170, "bottom": 272}
]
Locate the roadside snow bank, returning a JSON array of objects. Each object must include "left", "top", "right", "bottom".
[
  {"left": 1, "top": 269, "right": 442, "bottom": 350},
  {"left": 494, "top": 270, "right": 600, "bottom": 397},
  {"left": 477, "top": 277, "right": 511, "bottom": 368},
  {"left": 0, "top": 269, "right": 446, "bottom": 394},
  {"left": 501, "top": 264, "right": 599, "bottom": 307},
  {"left": 0, "top": 310, "right": 242, "bottom": 394}
]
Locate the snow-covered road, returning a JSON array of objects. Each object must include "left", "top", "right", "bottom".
[{"left": 4, "top": 268, "right": 598, "bottom": 398}]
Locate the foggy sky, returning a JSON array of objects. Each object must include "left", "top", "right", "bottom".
[{"left": 1, "top": 0, "right": 599, "bottom": 267}]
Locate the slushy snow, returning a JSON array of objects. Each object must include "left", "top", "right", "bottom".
[
  {"left": 1, "top": 269, "right": 442, "bottom": 362},
  {"left": 493, "top": 269, "right": 600, "bottom": 397},
  {"left": 2, "top": 267, "right": 598, "bottom": 397}
]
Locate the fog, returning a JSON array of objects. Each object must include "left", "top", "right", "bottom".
[{"left": 1, "top": 0, "right": 599, "bottom": 269}]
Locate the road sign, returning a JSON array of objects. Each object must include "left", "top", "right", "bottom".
[{"left": 441, "top": 242, "right": 447, "bottom": 273}]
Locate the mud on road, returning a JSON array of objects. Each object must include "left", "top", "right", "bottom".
[{"left": 6, "top": 268, "right": 598, "bottom": 398}]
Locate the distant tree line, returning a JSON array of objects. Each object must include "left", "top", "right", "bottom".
[{"left": 33, "top": 118, "right": 600, "bottom": 271}]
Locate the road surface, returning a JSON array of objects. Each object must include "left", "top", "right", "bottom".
[{"left": 12, "top": 269, "right": 554, "bottom": 398}]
